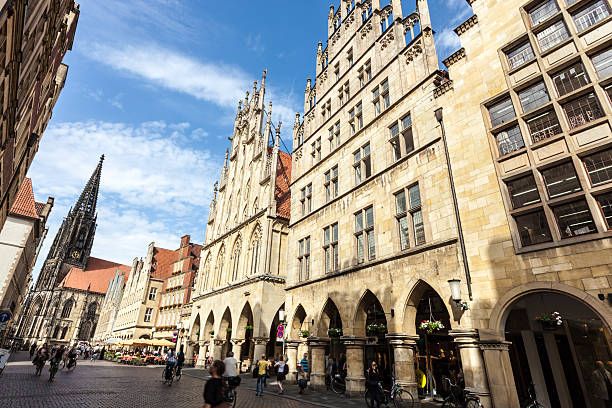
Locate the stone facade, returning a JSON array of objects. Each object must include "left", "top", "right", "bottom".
[
  {"left": 92, "top": 269, "right": 129, "bottom": 343},
  {"left": 0, "top": 178, "right": 52, "bottom": 341},
  {"left": 0, "top": 0, "right": 78, "bottom": 232},
  {"left": 183, "top": 72, "right": 292, "bottom": 370}
]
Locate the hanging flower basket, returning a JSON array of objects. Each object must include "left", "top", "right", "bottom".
[
  {"left": 209, "top": 330, "right": 215, "bottom": 335},
  {"left": 327, "top": 328, "right": 342, "bottom": 338},
  {"left": 226, "top": 328, "right": 232, "bottom": 333},
  {"left": 536, "top": 312, "right": 562, "bottom": 330},
  {"left": 366, "top": 323, "right": 387, "bottom": 336},
  {"left": 299, "top": 330, "right": 310, "bottom": 338},
  {"left": 419, "top": 320, "right": 445, "bottom": 334},
  {"left": 244, "top": 325, "right": 254, "bottom": 330}
]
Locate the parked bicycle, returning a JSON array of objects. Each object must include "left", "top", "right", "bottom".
[
  {"left": 523, "top": 383, "right": 544, "bottom": 408},
  {"left": 364, "top": 376, "right": 415, "bottom": 408},
  {"left": 330, "top": 373, "right": 346, "bottom": 394},
  {"left": 441, "top": 377, "right": 482, "bottom": 408}
]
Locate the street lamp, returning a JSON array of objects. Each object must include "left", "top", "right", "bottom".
[{"left": 448, "top": 279, "right": 469, "bottom": 310}]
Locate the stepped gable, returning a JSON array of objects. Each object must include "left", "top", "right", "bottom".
[
  {"left": 59, "top": 256, "right": 131, "bottom": 294},
  {"left": 150, "top": 246, "right": 177, "bottom": 280},
  {"left": 9, "top": 178, "right": 39, "bottom": 219},
  {"left": 275, "top": 150, "right": 292, "bottom": 219}
]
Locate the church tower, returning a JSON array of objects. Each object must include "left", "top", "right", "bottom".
[{"left": 36, "top": 156, "right": 104, "bottom": 291}]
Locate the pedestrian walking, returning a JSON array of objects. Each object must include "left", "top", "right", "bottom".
[
  {"left": 29, "top": 343, "right": 36, "bottom": 360},
  {"left": 274, "top": 356, "right": 288, "bottom": 394},
  {"left": 299, "top": 352, "right": 309, "bottom": 374},
  {"left": 297, "top": 365, "right": 308, "bottom": 395},
  {"left": 255, "top": 354, "right": 269, "bottom": 397},
  {"left": 326, "top": 355, "right": 336, "bottom": 389},
  {"left": 366, "top": 361, "right": 381, "bottom": 408},
  {"left": 203, "top": 360, "right": 231, "bottom": 408}
]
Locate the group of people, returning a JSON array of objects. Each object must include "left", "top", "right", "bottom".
[{"left": 30, "top": 343, "right": 78, "bottom": 381}]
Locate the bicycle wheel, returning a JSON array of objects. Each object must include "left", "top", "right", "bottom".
[
  {"left": 393, "top": 389, "right": 415, "bottom": 408},
  {"left": 231, "top": 389, "right": 237, "bottom": 408},
  {"left": 465, "top": 397, "right": 483, "bottom": 408},
  {"left": 331, "top": 379, "right": 345, "bottom": 394}
]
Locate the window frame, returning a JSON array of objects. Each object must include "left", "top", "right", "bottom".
[
  {"left": 298, "top": 237, "right": 311, "bottom": 281},
  {"left": 353, "top": 142, "right": 372, "bottom": 185},
  {"left": 323, "top": 223, "right": 339, "bottom": 273},
  {"left": 355, "top": 206, "right": 375, "bottom": 263}
]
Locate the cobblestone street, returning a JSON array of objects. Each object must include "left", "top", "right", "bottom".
[{"left": 0, "top": 353, "right": 337, "bottom": 408}]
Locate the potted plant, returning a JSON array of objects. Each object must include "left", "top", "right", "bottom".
[
  {"left": 209, "top": 330, "right": 215, "bottom": 336},
  {"left": 535, "top": 312, "right": 562, "bottom": 330},
  {"left": 245, "top": 325, "right": 254, "bottom": 330},
  {"left": 226, "top": 328, "right": 232, "bottom": 333},
  {"left": 419, "top": 320, "right": 445, "bottom": 334},
  {"left": 328, "top": 328, "right": 342, "bottom": 338},
  {"left": 366, "top": 323, "right": 387, "bottom": 336},
  {"left": 299, "top": 329, "right": 310, "bottom": 338}
]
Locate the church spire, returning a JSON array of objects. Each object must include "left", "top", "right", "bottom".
[{"left": 73, "top": 155, "right": 104, "bottom": 215}]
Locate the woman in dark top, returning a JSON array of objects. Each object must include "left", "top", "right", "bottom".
[
  {"left": 203, "top": 360, "right": 229, "bottom": 408},
  {"left": 366, "top": 361, "right": 381, "bottom": 408}
]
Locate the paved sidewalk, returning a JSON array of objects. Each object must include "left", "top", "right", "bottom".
[{"left": 183, "top": 368, "right": 441, "bottom": 408}]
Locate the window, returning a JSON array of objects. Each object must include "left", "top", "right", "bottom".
[
  {"left": 325, "top": 166, "right": 339, "bottom": 201},
  {"left": 395, "top": 184, "right": 425, "bottom": 249},
  {"left": 390, "top": 123, "right": 401, "bottom": 160},
  {"left": 408, "top": 185, "right": 425, "bottom": 245},
  {"left": 354, "top": 143, "right": 372, "bottom": 184},
  {"left": 300, "top": 184, "right": 312, "bottom": 215},
  {"left": 330, "top": 121, "right": 340, "bottom": 149},
  {"left": 489, "top": 98, "right": 516, "bottom": 127},
  {"left": 347, "top": 49, "right": 354, "bottom": 67},
  {"left": 334, "top": 63, "right": 340, "bottom": 82},
  {"left": 519, "top": 82, "right": 550, "bottom": 112},
  {"left": 349, "top": 102, "right": 364, "bottom": 136},
  {"left": 61, "top": 300, "right": 73, "bottom": 319},
  {"left": 507, "top": 42, "right": 536, "bottom": 70},
  {"left": 322, "top": 100, "right": 331, "bottom": 120},
  {"left": 311, "top": 138, "right": 321, "bottom": 165},
  {"left": 573, "top": 1, "right": 610, "bottom": 32},
  {"left": 358, "top": 60, "right": 372, "bottom": 88},
  {"left": 507, "top": 175, "right": 541, "bottom": 209},
  {"left": 355, "top": 206, "right": 375, "bottom": 263},
  {"left": 553, "top": 199, "right": 597, "bottom": 238},
  {"left": 144, "top": 308, "right": 153, "bottom": 322},
  {"left": 362, "top": 4, "right": 373, "bottom": 22},
  {"left": 596, "top": 191, "right": 612, "bottom": 229},
  {"left": 542, "top": 162, "right": 582, "bottom": 198},
  {"left": 395, "top": 190, "right": 410, "bottom": 250},
  {"left": 591, "top": 48, "right": 612, "bottom": 78},
  {"left": 495, "top": 125, "right": 525, "bottom": 156},
  {"left": 527, "top": 110, "right": 562, "bottom": 143},
  {"left": 323, "top": 223, "right": 339, "bottom": 273},
  {"left": 529, "top": 0, "right": 559, "bottom": 26},
  {"left": 148, "top": 287, "right": 157, "bottom": 301},
  {"left": 536, "top": 21, "right": 570, "bottom": 52},
  {"left": 583, "top": 149, "right": 612, "bottom": 186},
  {"left": 298, "top": 237, "right": 311, "bottom": 281},
  {"left": 562, "top": 92, "right": 604, "bottom": 129},
  {"left": 372, "top": 79, "right": 390, "bottom": 115},
  {"left": 389, "top": 113, "right": 415, "bottom": 161},
  {"left": 515, "top": 211, "right": 553, "bottom": 246},
  {"left": 552, "top": 62, "right": 590, "bottom": 96}
]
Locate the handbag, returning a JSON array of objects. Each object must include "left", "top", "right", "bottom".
[
  {"left": 252, "top": 367, "right": 258, "bottom": 378},
  {"left": 298, "top": 378, "right": 308, "bottom": 388}
]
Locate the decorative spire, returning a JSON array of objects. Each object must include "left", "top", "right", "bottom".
[
  {"left": 74, "top": 155, "right": 104, "bottom": 215},
  {"left": 274, "top": 121, "right": 282, "bottom": 149},
  {"left": 213, "top": 181, "right": 218, "bottom": 198},
  {"left": 261, "top": 69, "right": 267, "bottom": 90},
  {"left": 224, "top": 148, "right": 229, "bottom": 167},
  {"left": 253, "top": 81, "right": 258, "bottom": 96},
  {"left": 244, "top": 91, "right": 250, "bottom": 106},
  {"left": 294, "top": 113, "right": 301, "bottom": 129}
]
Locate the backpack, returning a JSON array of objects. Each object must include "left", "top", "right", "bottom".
[{"left": 283, "top": 364, "right": 289, "bottom": 374}]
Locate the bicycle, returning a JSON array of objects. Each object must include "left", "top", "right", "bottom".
[
  {"left": 65, "top": 357, "right": 77, "bottom": 371},
  {"left": 364, "top": 376, "right": 415, "bottom": 408},
  {"left": 330, "top": 373, "right": 346, "bottom": 394},
  {"left": 441, "top": 377, "right": 482, "bottom": 408},
  {"left": 162, "top": 365, "right": 175, "bottom": 386},
  {"left": 523, "top": 383, "right": 544, "bottom": 408},
  {"left": 49, "top": 359, "right": 60, "bottom": 382},
  {"left": 34, "top": 357, "right": 47, "bottom": 376},
  {"left": 225, "top": 376, "right": 240, "bottom": 408},
  {"left": 175, "top": 365, "right": 182, "bottom": 381}
]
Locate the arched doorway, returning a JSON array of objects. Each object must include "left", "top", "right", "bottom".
[
  {"left": 202, "top": 312, "right": 215, "bottom": 364},
  {"left": 219, "top": 308, "right": 232, "bottom": 359},
  {"left": 237, "top": 302, "right": 254, "bottom": 364},
  {"left": 503, "top": 291, "right": 612, "bottom": 408},
  {"left": 319, "top": 298, "right": 345, "bottom": 369},
  {"left": 290, "top": 305, "right": 307, "bottom": 339},
  {"left": 355, "top": 290, "right": 392, "bottom": 384},
  {"left": 413, "top": 284, "right": 456, "bottom": 399},
  {"left": 267, "top": 304, "right": 285, "bottom": 358}
]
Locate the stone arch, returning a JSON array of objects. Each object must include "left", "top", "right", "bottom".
[
  {"left": 79, "top": 321, "right": 92, "bottom": 340},
  {"left": 290, "top": 304, "right": 308, "bottom": 339},
  {"left": 488, "top": 281, "right": 612, "bottom": 333},
  {"left": 191, "top": 313, "right": 201, "bottom": 342},
  {"left": 219, "top": 307, "right": 233, "bottom": 358},
  {"left": 315, "top": 298, "right": 344, "bottom": 337},
  {"left": 352, "top": 289, "right": 387, "bottom": 337},
  {"left": 236, "top": 301, "right": 254, "bottom": 339},
  {"left": 400, "top": 279, "right": 454, "bottom": 336},
  {"left": 24, "top": 295, "right": 43, "bottom": 336},
  {"left": 203, "top": 311, "right": 215, "bottom": 340},
  {"left": 252, "top": 198, "right": 258, "bottom": 215},
  {"left": 247, "top": 223, "right": 262, "bottom": 277}
]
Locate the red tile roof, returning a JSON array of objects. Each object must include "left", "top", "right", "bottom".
[
  {"left": 9, "top": 178, "right": 39, "bottom": 219},
  {"left": 275, "top": 150, "right": 292, "bottom": 219},
  {"left": 59, "top": 257, "right": 131, "bottom": 294}
]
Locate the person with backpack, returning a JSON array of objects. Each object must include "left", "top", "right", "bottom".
[
  {"left": 203, "top": 360, "right": 231, "bottom": 408},
  {"left": 274, "top": 355, "right": 289, "bottom": 394},
  {"left": 255, "top": 354, "right": 270, "bottom": 397}
]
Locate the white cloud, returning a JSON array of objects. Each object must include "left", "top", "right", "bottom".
[
  {"left": 435, "top": 27, "right": 462, "bottom": 58},
  {"left": 28, "top": 120, "right": 221, "bottom": 277}
]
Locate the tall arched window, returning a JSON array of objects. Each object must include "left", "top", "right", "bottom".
[
  {"left": 249, "top": 225, "right": 262, "bottom": 277},
  {"left": 202, "top": 256, "right": 211, "bottom": 291},
  {"left": 215, "top": 247, "right": 225, "bottom": 288},
  {"left": 252, "top": 198, "right": 258, "bottom": 216},
  {"left": 231, "top": 238, "right": 242, "bottom": 282},
  {"left": 61, "top": 300, "right": 73, "bottom": 318},
  {"left": 87, "top": 302, "right": 97, "bottom": 320}
]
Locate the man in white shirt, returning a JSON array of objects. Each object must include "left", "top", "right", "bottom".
[{"left": 224, "top": 351, "right": 239, "bottom": 378}]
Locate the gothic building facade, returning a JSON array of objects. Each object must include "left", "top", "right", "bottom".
[
  {"left": 183, "top": 72, "right": 292, "bottom": 369},
  {"left": 17, "top": 156, "right": 130, "bottom": 347}
]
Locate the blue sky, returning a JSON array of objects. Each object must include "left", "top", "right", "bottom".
[{"left": 27, "top": 0, "right": 472, "bottom": 275}]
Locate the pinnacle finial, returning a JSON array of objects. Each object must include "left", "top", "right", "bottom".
[{"left": 74, "top": 156, "right": 104, "bottom": 215}]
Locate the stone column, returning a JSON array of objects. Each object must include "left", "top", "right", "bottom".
[
  {"left": 308, "top": 337, "right": 328, "bottom": 390},
  {"left": 451, "top": 330, "right": 492, "bottom": 408},
  {"left": 185, "top": 341, "right": 194, "bottom": 366},
  {"left": 252, "top": 337, "right": 268, "bottom": 371},
  {"left": 196, "top": 341, "right": 207, "bottom": 368},
  {"left": 387, "top": 333, "right": 419, "bottom": 397},
  {"left": 479, "top": 333, "right": 520, "bottom": 408},
  {"left": 342, "top": 336, "right": 366, "bottom": 398},
  {"left": 213, "top": 339, "right": 224, "bottom": 360},
  {"left": 285, "top": 340, "right": 300, "bottom": 384},
  {"left": 231, "top": 339, "right": 245, "bottom": 373}
]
